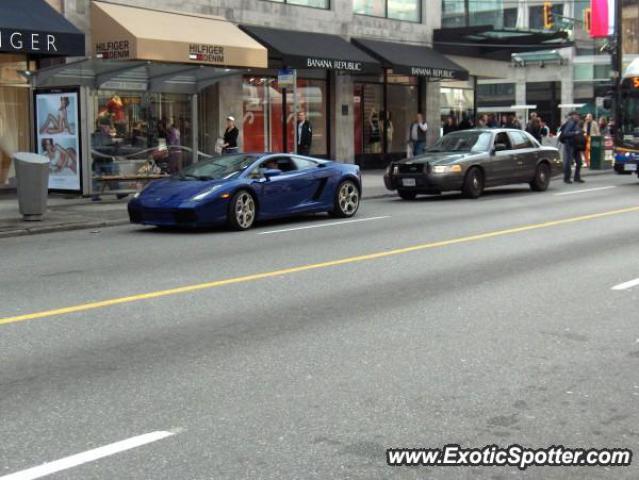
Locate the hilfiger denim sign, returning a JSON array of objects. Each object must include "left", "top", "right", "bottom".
[
  {"left": 189, "top": 44, "right": 224, "bottom": 63},
  {"left": 0, "top": 30, "right": 58, "bottom": 54},
  {"left": 306, "top": 57, "right": 363, "bottom": 72},
  {"left": 95, "top": 40, "right": 130, "bottom": 59}
]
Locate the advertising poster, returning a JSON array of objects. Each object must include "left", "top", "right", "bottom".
[{"left": 35, "top": 90, "right": 81, "bottom": 191}]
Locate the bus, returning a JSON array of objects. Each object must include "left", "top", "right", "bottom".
[{"left": 615, "top": 57, "right": 639, "bottom": 176}]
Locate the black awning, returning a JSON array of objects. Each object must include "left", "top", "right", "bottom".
[
  {"left": 0, "top": 0, "right": 85, "bottom": 57},
  {"left": 433, "top": 26, "right": 572, "bottom": 62},
  {"left": 352, "top": 38, "right": 468, "bottom": 81},
  {"left": 240, "top": 25, "right": 380, "bottom": 73}
]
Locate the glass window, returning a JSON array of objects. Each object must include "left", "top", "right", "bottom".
[
  {"left": 509, "top": 131, "right": 534, "bottom": 149},
  {"left": 91, "top": 91, "right": 194, "bottom": 194},
  {"left": 494, "top": 132, "right": 512, "bottom": 149},
  {"left": 293, "top": 157, "right": 318, "bottom": 169},
  {"left": 354, "top": 0, "right": 420, "bottom": 22},
  {"left": 354, "top": 0, "right": 386, "bottom": 17},
  {"left": 262, "top": 0, "right": 329, "bottom": 8},
  {"left": 388, "top": 0, "right": 420, "bottom": 21},
  {"left": 287, "top": 0, "right": 329, "bottom": 7},
  {"left": 469, "top": 0, "right": 505, "bottom": 28},
  {"left": 503, "top": 7, "right": 518, "bottom": 28},
  {"left": 0, "top": 56, "right": 30, "bottom": 190},
  {"left": 242, "top": 76, "right": 328, "bottom": 156},
  {"left": 442, "top": 0, "right": 466, "bottom": 27},
  {"left": 387, "top": 84, "right": 418, "bottom": 152},
  {"left": 429, "top": 131, "right": 493, "bottom": 152},
  {"left": 353, "top": 83, "right": 384, "bottom": 156},
  {"left": 477, "top": 83, "right": 515, "bottom": 108},
  {"left": 443, "top": 0, "right": 508, "bottom": 28},
  {"left": 297, "top": 79, "right": 328, "bottom": 156}
]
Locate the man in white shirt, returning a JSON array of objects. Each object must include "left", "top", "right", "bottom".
[{"left": 408, "top": 113, "right": 428, "bottom": 156}]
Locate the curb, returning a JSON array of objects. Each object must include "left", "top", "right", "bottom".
[
  {"left": 0, "top": 170, "right": 617, "bottom": 239},
  {"left": 0, "top": 219, "right": 131, "bottom": 239}
]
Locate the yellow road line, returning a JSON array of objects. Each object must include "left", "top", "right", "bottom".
[{"left": 2, "top": 205, "right": 639, "bottom": 326}]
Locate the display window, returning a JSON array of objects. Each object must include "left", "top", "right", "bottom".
[
  {"left": 91, "top": 91, "right": 193, "bottom": 193},
  {"left": 0, "top": 55, "right": 31, "bottom": 190},
  {"left": 354, "top": 73, "right": 419, "bottom": 165},
  {"left": 242, "top": 76, "right": 328, "bottom": 156}
]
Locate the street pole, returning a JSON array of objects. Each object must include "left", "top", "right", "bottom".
[{"left": 612, "top": 0, "right": 623, "bottom": 140}]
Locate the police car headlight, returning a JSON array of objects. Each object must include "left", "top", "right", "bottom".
[{"left": 432, "top": 165, "right": 462, "bottom": 174}]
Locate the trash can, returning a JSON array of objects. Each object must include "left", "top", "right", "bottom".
[
  {"left": 589, "top": 136, "right": 604, "bottom": 170},
  {"left": 14, "top": 152, "right": 50, "bottom": 221}
]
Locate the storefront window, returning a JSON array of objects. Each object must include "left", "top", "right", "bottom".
[
  {"left": 0, "top": 55, "right": 31, "bottom": 189},
  {"left": 91, "top": 91, "right": 193, "bottom": 193},
  {"left": 242, "top": 76, "right": 328, "bottom": 156},
  {"left": 354, "top": 74, "right": 418, "bottom": 163},
  {"left": 386, "top": 81, "right": 418, "bottom": 152},
  {"left": 440, "top": 84, "right": 474, "bottom": 126},
  {"left": 354, "top": 0, "right": 420, "bottom": 22},
  {"left": 353, "top": 83, "right": 384, "bottom": 156}
]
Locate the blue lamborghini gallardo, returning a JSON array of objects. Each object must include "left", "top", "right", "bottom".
[{"left": 128, "top": 153, "right": 361, "bottom": 230}]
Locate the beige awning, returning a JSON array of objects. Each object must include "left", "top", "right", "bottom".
[{"left": 91, "top": 2, "right": 267, "bottom": 69}]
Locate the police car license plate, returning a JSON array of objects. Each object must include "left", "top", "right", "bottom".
[
  {"left": 624, "top": 163, "right": 637, "bottom": 172},
  {"left": 402, "top": 178, "right": 416, "bottom": 187}
]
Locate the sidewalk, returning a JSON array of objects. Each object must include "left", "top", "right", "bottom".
[
  {"left": 0, "top": 171, "right": 391, "bottom": 238},
  {"left": 0, "top": 168, "right": 614, "bottom": 239}
]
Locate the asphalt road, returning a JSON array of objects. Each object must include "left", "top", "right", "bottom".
[{"left": 1, "top": 172, "right": 639, "bottom": 480}]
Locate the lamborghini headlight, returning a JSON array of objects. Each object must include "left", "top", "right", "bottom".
[{"left": 192, "top": 185, "right": 223, "bottom": 201}]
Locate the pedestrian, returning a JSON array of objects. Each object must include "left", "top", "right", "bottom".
[
  {"left": 408, "top": 113, "right": 428, "bottom": 156},
  {"left": 513, "top": 115, "right": 523, "bottom": 130},
  {"left": 526, "top": 116, "right": 542, "bottom": 142},
  {"left": 222, "top": 116, "right": 239, "bottom": 154},
  {"left": 598, "top": 116, "right": 610, "bottom": 135},
  {"left": 442, "top": 115, "right": 457, "bottom": 136},
  {"left": 458, "top": 113, "right": 472, "bottom": 130},
  {"left": 575, "top": 119, "right": 588, "bottom": 174},
  {"left": 476, "top": 114, "right": 487, "bottom": 128},
  {"left": 583, "top": 113, "right": 600, "bottom": 136},
  {"left": 539, "top": 118, "right": 550, "bottom": 138},
  {"left": 487, "top": 113, "right": 498, "bottom": 128},
  {"left": 296, "top": 110, "right": 312, "bottom": 156},
  {"left": 558, "top": 111, "right": 583, "bottom": 184},
  {"left": 368, "top": 109, "right": 381, "bottom": 154},
  {"left": 582, "top": 113, "right": 600, "bottom": 166}
]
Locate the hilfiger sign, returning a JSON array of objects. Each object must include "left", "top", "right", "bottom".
[
  {"left": 0, "top": 30, "right": 58, "bottom": 53},
  {"left": 306, "top": 57, "right": 363, "bottom": 72},
  {"left": 189, "top": 44, "right": 225, "bottom": 63},
  {"left": 95, "top": 40, "right": 130, "bottom": 59}
]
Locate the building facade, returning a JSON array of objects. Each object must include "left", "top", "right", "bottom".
[
  {"left": 10, "top": 0, "right": 480, "bottom": 196},
  {"left": 441, "top": 0, "right": 639, "bottom": 132}
]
